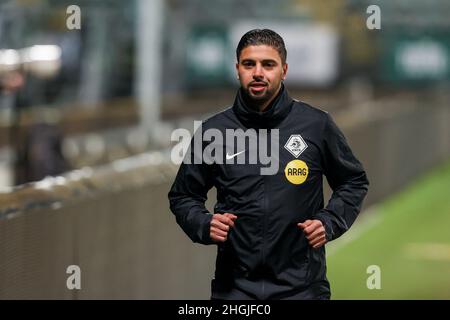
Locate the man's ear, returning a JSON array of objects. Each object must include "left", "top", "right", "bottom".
[
  {"left": 235, "top": 62, "right": 240, "bottom": 79},
  {"left": 282, "top": 63, "right": 288, "bottom": 80}
]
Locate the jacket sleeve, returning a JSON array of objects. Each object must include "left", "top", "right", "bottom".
[
  {"left": 168, "top": 128, "right": 215, "bottom": 245},
  {"left": 313, "top": 113, "right": 369, "bottom": 242}
]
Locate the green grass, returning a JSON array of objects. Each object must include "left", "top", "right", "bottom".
[{"left": 326, "top": 160, "right": 450, "bottom": 299}]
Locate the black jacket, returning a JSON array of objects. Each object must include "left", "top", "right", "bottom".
[{"left": 168, "top": 85, "right": 369, "bottom": 299}]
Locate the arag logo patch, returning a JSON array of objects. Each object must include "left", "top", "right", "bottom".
[
  {"left": 285, "top": 160, "right": 309, "bottom": 185},
  {"left": 284, "top": 134, "right": 307, "bottom": 158}
]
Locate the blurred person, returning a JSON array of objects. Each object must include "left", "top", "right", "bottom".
[
  {"left": 16, "top": 122, "right": 69, "bottom": 184},
  {"left": 168, "top": 29, "right": 369, "bottom": 300},
  {"left": 1, "top": 71, "right": 69, "bottom": 184},
  {"left": 0, "top": 71, "right": 25, "bottom": 93}
]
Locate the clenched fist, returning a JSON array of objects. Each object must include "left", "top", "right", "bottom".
[
  {"left": 297, "top": 219, "right": 327, "bottom": 249},
  {"left": 210, "top": 213, "right": 237, "bottom": 242}
]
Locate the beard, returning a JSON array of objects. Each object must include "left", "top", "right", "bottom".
[
  {"left": 243, "top": 81, "right": 281, "bottom": 106},
  {"left": 244, "top": 83, "right": 279, "bottom": 103},
  {"left": 240, "top": 81, "right": 283, "bottom": 112}
]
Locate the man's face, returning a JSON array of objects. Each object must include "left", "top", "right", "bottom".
[{"left": 236, "top": 45, "right": 288, "bottom": 105}]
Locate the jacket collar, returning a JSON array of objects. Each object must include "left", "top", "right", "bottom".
[{"left": 232, "top": 83, "right": 294, "bottom": 129}]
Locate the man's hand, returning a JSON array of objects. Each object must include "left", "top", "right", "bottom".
[
  {"left": 210, "top": 213, "right": 237, "bottom": 242},
  {"left": 297, "top": 219, "right": 327, "bottom": 249}
]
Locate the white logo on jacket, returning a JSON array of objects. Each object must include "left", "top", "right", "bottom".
[
  {"left": 284, "top": 134, "right": 308, "bottom": 158},
  {"left": 226, "top": 150, "right": 246, "bottom": 160}
]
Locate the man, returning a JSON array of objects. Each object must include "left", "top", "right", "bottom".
[{"left": 168, "top": 29, "right": 369, "bottom": 300}]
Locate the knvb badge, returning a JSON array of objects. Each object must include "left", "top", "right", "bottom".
[{"left": 284, "top": 134, "right": 308, "bottom": 158}]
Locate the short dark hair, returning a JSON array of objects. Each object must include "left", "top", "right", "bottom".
[{"left": 236, "top": 29, "right": 287, "bottom": 64}]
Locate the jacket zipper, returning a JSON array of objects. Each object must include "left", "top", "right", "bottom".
[
  {"left": 262, "top": 174, "right": 269, "bottom": 299},
  {"left": 261, "top": 129, "right": 273, "bottom": 299}
]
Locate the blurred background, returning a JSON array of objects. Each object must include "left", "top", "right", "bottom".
[{"left": 0, "top": 0, "right": 449, "bottom": 299}]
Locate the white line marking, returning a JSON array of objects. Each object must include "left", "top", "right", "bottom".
[
  {"left": 326, "top": 206, "right": 383, "bottom": 257},
  {"left": 404, "top": 243, "right": 450, "bottom": 261}
]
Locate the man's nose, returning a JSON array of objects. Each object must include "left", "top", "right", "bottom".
[{"left": 253, "top": 64, "right": 263, "bottom": 78}]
